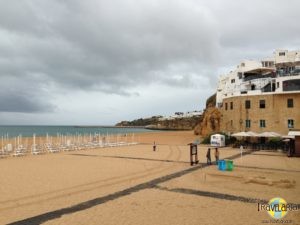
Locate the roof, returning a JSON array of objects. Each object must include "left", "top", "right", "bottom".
[
  {"left": 261, "top": 57, "right": 275, "bottom": 62},
  {"left": 244, "top": 67, "right": 275, "bottom": 74}
]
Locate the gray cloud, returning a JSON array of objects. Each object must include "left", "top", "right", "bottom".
[
  {"left": 0, "top": 75, "right": 55, "bottom": 113},
  {"left": 0, "top": 0, "right": 299, "bottom": 120}
]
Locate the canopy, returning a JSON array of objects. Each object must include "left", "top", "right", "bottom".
[
  {"left": 246, "top": 131, "right": 258, "bottom": 137},
  {"left": 231, "top": 132, "right": 250, "bottom": 137},
  {"left": 231, "top": 131, "right": 258, "bottom": 137},
  {"left": 231, "top": 131, "right": 283, "bottom": 138},
  {"left": 244, "top": 67, "right": 275, "bottom": 74},
  {"left": 288, "top": 130, "right": 300, "bottom": 136},
  {"left": 257, "top": 132, "right": 282, "bottom": 137},
  {"left": 282, "top": 135, "right": 295, "bottom": 139}
]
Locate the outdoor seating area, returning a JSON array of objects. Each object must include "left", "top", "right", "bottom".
[{"left": 231, "top": 131, "right": 295, "bottom": 152}]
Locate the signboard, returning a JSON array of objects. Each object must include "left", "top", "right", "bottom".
[
  {"left": 189, "top": 143, "right": 199, "bottom": 166},
  {"left": 210, "top": 134, "right": 225, "bottom": 147}
]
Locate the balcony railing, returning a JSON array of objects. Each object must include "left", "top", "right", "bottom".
[{"left": 243, "top": 73, "right": 275, "bottom": 82}]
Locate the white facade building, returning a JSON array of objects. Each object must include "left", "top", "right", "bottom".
[{"left": 216, "top": 50, "right": 300, "bottom": 107}]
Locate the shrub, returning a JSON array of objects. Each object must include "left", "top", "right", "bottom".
[{"left": 201, "top": 135, "right": 211, "bottom": 144}]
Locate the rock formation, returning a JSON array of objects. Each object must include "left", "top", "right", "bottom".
[
  {"left": 116, "top": 115, "right": 201, "bottom": 131},
  {"left": 194, "top": 93, "right": 221, "bottom": 136},
  {"left": 146, "top": 116, "right": 202, "bottom": 131}
]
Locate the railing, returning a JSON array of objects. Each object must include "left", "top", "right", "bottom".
[
  {"left": 243, "top": 73, "right": 275, "bottom": 82},
  {"left": 277, "top": 70, "right": 300, "bottom": 77}
]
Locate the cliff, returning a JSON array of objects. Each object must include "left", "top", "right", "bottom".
[
  {"left": 194, "top": 93, "right": 221, "bottom": 136},
  {"left": 145, "top": 116, "right": 202, "bottom": 131},
  {"left": 116, "top": 115, "right": 202, "bottom": 131},
  {"left": 116, "top": 116, "right": 162, "bottom": 127}
]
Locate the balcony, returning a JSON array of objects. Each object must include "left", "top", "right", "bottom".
[{"left": 243, "top": 72, "right": 275, "bottom": 82}]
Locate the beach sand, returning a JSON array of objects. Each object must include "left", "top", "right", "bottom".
[{"left": 0, "top": 131, "right": 299, "bottom": 225}]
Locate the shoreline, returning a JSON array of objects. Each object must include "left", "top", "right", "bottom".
[{"left": 75, "top": 125, "right": 146, "bottom": 128}]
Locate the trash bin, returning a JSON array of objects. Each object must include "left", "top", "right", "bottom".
[
  {"left": 226, "top": 160, "right": 234, "bottom": 171},
  {"left": 218, "top": 160, "right": 226, "bottom": 171}
]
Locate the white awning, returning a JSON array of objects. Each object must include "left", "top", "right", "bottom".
[
  {"left": 231, "top": 131, "right": 258, "bottom": 137},
  {"left": 257, "top": 132, "right": 282, "bottom": 137},
  {"left": 288, "top": 131, "right": 300, "bottom": 136},
  {"left": 232, "top": 132, "right": 250, "bottom": 137}
]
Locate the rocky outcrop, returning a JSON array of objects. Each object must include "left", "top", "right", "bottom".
[
  {"left": 194, "top": 93, "right": 221, "bottom": 136},
  {"left": 145, "top": 116, "right": 202, "bottom": 131},
  {"left": 206, "top": 93, "right": 216, "bottom": 108},
  {"left": 116, "top": 116, "right": 162, "bottom": 127},
  {"left": 116, "top": 115, "right": 202, "bottom": 131}
]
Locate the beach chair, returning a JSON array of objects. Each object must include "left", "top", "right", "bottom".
[
  {"left": 31, "top": 144, "right": 43, "bottom": 155},
  {"left": 0, "top": 147, "right": 8, "bottom": 158},
  {"left": 12, "top": 145, "right": 26, "bottom": 157},
  {"left": 45, "top": 144, "right": 59, "bottom": 153}
]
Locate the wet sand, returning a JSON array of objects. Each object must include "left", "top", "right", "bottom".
[{"left": 0, "top": 131, "right": 299, "bottom": 225}]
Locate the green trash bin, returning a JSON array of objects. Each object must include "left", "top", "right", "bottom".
[{"left": 226, "top": 160, "right": 234, "bottom": 171}]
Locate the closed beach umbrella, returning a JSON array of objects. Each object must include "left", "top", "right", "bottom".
[{"left": 33, "top": 134, "right": 35, "bottom": 146}]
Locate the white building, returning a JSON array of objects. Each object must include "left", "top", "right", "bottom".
[{"left": 216, "top": 49, "right": 300, "bottom": 107}]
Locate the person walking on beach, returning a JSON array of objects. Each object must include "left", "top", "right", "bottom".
[
  {"left": 214, "top": 148, "right": 219, "bottom": 165},
  {"left": 206, "top": 148, "right": 211, "bottom": 165},
  {"left": 240, "top": 145, "right": 244, "bottom": 159},
  {"left": 153, "top": 141, "right": 156, "bottom": 151}
]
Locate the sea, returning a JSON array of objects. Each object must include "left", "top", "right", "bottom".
[{"left": 0, "top": 126, "right": 152, "bottom": 137}]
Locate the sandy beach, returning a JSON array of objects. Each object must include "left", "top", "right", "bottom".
[{"left": 0, "top": 131, "right": 299, "bottom": 225}]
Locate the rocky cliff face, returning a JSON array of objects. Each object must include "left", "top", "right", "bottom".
[
  {"left": 146, "top": 116, "right": 202, "bottom": 131},
  {"left": 116, "top": 115, "right": 202, "bottom": 131},
  {"left": 194, "top": 107, "right": 221, "bottom": 135},
  {"left": 116, "top": 116, "right": 162, "bottom": 127},
  {"left": 194, "top": 93, "right": 221, "bottom": 136}
]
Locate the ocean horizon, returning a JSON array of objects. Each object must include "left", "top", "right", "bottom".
[{"left": 0, "top": 125, "right": 152, "bottom": 137}]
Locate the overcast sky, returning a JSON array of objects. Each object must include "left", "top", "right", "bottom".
[{"left": 0, "top": 0, "right": 299, "bottom": 125}]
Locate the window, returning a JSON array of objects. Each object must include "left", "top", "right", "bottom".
[
  {"left": 230, "top": 102, "right": 233, "bottom": 110},
  {"left": 288, "top": 119, "right": 294, "bottom": 128},
  {"left": 241, "top": 63, "right": 245, "bottom": 67},
  {"left": 260, "top": 120, "right": 266, "bottom": 128},
  {"left": 276, "top": 82, "right": 279, "bottom": 88},
  {"left": 287, "top": 99, "right": 293, "bottom": 108},
  {"left": 230, "top": 120, "right": 233, "bottom": 126},
  {"left": 283, "top": 79, "right": 300, "bottom": 91},
  {"left": 245, "top": 100, "right": 251, "bottom": 109},
  {"left": 259, "top": 100, "right": 266, "bottom": 108},
  {"left": 231, "top": 79, "right": 235, "bottom": 83},
  {"left": 279, "top": 52, "right": 285, "bottom": 56},
  {"left": 225, "top": 103, "right": 228, "bottom": 110},
  {"left": 245, "top": 120, "right": 251, "bottom": 128}
]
